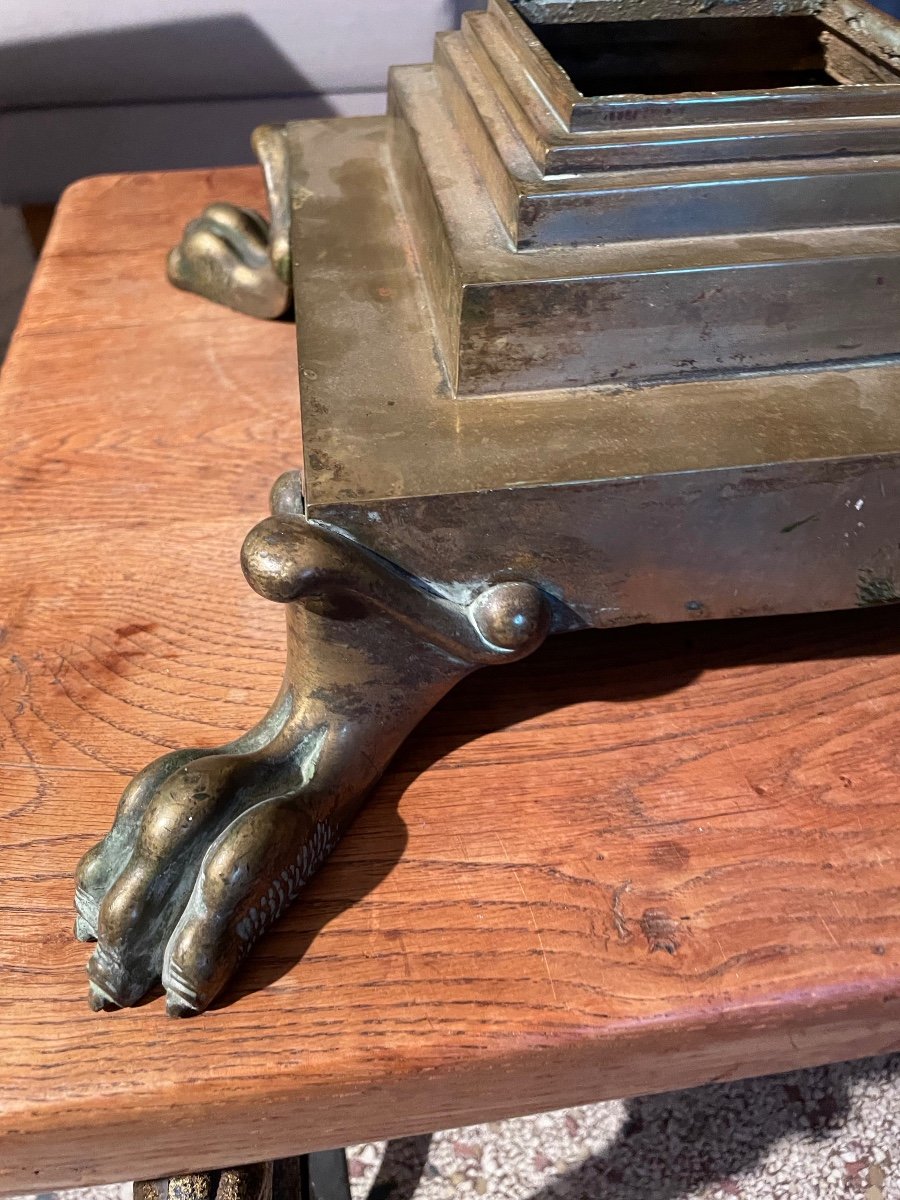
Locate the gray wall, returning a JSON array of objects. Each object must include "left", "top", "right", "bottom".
[{"left": 0, "top": 1, "right": 483, "bottom": 202}]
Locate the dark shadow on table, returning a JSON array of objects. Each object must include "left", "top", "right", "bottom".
[{"left": 217, "top": 601, "right": 900, "bottom": 1008}]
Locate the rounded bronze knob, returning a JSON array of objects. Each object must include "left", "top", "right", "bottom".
[{"left": 470, "top": 581, "right": 550, "bottom": 653}]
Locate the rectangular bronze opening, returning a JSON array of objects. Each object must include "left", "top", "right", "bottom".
[{"left": 525, "top": 15, "right": 840, "bottom": 96}]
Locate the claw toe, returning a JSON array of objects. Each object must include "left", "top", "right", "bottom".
[
  {"left": 165, "top": 992, "right": 200, "bottom": 1019},
  {"left": 74, "top": 914, "right": 96, "bottom": 942},
  {"left": 86, "top": 945, "right": 149, "bottom": 1010},
  {"left": 87, "top": 980, "right": 118, "bottom": 1012}
]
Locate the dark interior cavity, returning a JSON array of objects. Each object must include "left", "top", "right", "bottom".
[{"left": 528, "top": 15, "right": 838, "bottom": 96}]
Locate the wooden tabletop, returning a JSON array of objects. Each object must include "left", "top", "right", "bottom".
[{"left": 2, "top": 168, "right": 900, "bottom": 1196}]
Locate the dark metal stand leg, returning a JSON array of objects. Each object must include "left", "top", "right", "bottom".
[
  {"left": 305, "top": 1150, "right": 352, "bottom": 1200},
  {"left": 271, "top": 1158, "right": 305, "bottom": 1200}
]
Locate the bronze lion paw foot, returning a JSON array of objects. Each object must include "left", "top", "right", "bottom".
[
  {"left": 167, "top": 202, "right": 290, "bottom": 319},
  {"left": 75, "top": 475, "right": 550, "bottom": 1014},
  {"left": 167, "top": 125, "right": 292, "bottom": 319}
]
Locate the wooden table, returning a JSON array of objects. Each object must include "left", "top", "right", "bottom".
[{"left": 2, "top": 169, "right": 899, "bottom": 1197}]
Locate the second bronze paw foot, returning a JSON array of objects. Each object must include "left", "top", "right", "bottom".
[
  {"left": 166, "top": 124, "right": 292, "bottom": 319},
  {"left": 167, "top": 202, "right": 291, "bottom": 319}
]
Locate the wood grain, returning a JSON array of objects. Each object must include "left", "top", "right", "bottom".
[{"left": 2, "top": 169, "right": 900, "bottom": 1194}]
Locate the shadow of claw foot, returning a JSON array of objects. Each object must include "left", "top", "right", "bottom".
[{"left": 167, "top": 202, "right": 291, "bottom": 319}]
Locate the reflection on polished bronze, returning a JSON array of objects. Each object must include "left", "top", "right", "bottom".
[{"left": 81, "top": 0, "right": 900, "bottom": 1012}]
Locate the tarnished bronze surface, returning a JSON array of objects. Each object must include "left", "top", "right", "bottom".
[{"left": 86, "top": 0, "right": 900, "bottom": 1012}]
